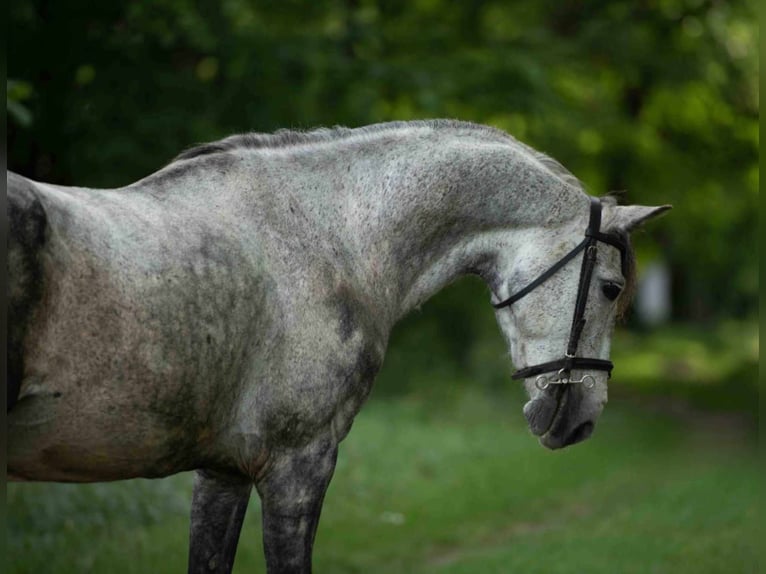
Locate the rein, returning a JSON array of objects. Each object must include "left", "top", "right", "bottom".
[{"left": 493, "top": 197, "right": 627, "bottom": 390}]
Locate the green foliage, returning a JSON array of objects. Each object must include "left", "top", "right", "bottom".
[
  {"left": 610, "top": 319, "right": 759, "bottom": 411},
  {"left": 7, "top": 0, "right": 758, "bottom": 321},
  {"left": 7, "top": 79, "right": 34, "bottom": 126}
]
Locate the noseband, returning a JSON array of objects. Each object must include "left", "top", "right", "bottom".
[{"left": 493, "top": 197, "right": 627, "bottom": 391}]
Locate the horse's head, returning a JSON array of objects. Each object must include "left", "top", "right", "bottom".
[{"left": 490, "top": 198, "right": 670, "bottom": 449}]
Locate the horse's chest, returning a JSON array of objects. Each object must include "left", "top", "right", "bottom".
[{"left": 256, "top": 293, "right": 387, "bottom": 447}]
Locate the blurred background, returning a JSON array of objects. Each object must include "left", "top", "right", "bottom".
[{"left": 7, "top": 1, "right": 758, "bottom": 573}]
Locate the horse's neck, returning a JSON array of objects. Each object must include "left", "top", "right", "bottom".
[
  {"left": 327, "top": 138, "right": 586, "bottom": 323},
  {"left": 126, "top": 131, "right": 586, "bottom": 326}
]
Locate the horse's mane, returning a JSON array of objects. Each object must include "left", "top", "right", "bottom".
[
  {"left": 173, "top": 119, "right": 584, "bottom": 191},
  {"left": 175, "top": 120, "right": 504, "bottom": 159}
]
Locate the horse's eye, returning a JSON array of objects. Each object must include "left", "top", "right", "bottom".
[{"left": 602, "top": 282, "right": 622, "bottom": 301}]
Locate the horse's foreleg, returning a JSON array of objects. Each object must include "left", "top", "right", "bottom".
[
  {"left": 256, "top": 435, "right": 338, "bottom": 574},
  {"left": 188, "top": 469, "right": 253, "bottom": 574}
]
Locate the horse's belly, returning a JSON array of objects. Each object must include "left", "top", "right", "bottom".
[
  {"left": 7, "top": 387, "right": 200, "bottom": 481},
  {"left": 9, "top": 307, "right": 259, "bottom": 482}
]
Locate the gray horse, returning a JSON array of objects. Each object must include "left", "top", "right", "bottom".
[{"left": 7, "top": 120, "right": 669, "bottom": 573}]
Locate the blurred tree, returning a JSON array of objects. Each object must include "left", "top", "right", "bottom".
[{"left": 8, "top": 0, "right": 758, "bottom": 322}]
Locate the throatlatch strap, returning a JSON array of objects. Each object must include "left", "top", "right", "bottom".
[{"left": 492, "top": 238, "right": 589, "bottom": 309}]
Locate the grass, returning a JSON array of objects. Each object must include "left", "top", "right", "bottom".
[{"left": 7, "top": 384, "right": 758, "bottom": 574}]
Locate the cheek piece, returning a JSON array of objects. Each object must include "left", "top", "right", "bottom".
[{"left": 492, "top": 197, "right": 627, "bottom": 390}]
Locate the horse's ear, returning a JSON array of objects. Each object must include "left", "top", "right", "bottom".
[{"left": 610, "top": 204, "right": 672, "bottom": 232}]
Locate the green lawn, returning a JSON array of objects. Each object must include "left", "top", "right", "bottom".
[{"left": 8, "top": 384, "right": 758, "bottom": 574}]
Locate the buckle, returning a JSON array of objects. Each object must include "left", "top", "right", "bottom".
[{"left": 535, "top": 369, "right": 596, "bottom": 391}]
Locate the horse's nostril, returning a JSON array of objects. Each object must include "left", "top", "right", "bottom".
[{"left": 564, "top": 421, "right": 594, "bottom": 447}]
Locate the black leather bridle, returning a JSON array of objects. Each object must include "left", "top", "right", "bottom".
[{"left": 493, "top": 197, "right": 627, "bottom": 390}]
